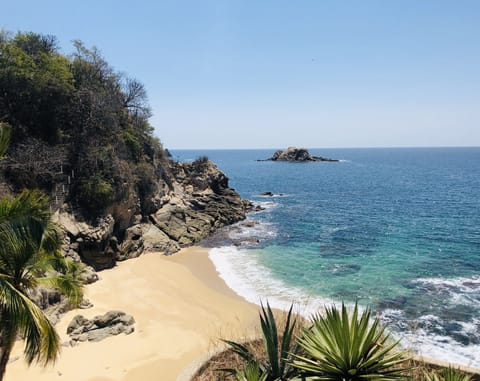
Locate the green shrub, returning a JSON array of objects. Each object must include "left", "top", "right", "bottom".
[
  {"left": 123, "top": 130, "right": 142, "bottom": 160},
  {"left": 78, "top": 176, "right": 114, "bottom": 212}
]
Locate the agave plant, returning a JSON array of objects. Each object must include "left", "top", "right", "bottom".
[
  {"left": 424, "top": 366, "right": 472, "bottom": 381},
  {"left": 220, "top": 302, "right": 299, "bottom": 381},
  {"left": 234, "top": 362, "right": 268, "bottom": 381},
  {"left": 291, "top": 303, "right": 409, "bottom": 381}
]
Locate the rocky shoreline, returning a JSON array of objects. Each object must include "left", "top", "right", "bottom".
[
  {"left": 26, "top": 157, "right": 252, "bottom": 326},
  {"left": 54, "top": 158, "right": 251, "bottom": 272}
]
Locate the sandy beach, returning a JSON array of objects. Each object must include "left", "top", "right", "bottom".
[{"left": 6, "top": 247, "right": 259, "bottom": 381}]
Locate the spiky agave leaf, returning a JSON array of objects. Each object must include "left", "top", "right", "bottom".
[
  {"left": 292, "top": 303, "right": 409, "bottom": 381},
  {"left": 259, "top": 301, "right": 279, "bottom": 376},
  {"left": 219, "top": 302, "right": 299, "bottom": 380},
  {"left": 234, "top": 362, "right": 269, "bottom": 381},
  {"left": 424, "top": 366, "right": 472, "bottom": 381},
  {"left": 259, "top": 301, "right": 298, "bottom": 380},
  {"left": 217, "top": 340, "right": 263, "bottom": 376}
]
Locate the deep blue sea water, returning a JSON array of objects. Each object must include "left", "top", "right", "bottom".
[{"left": 172, "top": 148, "right": 480, "bottom": 367}]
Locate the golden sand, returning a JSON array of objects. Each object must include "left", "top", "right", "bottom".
[{"left": 6, "top": 247, "right": 259, "bottom": 381}]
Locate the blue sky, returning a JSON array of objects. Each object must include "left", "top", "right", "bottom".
[{"left": 2, "top": 0, "right": 479, "bottom": 149}]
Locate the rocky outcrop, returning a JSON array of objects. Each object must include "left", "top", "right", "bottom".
[
  {"left": 54, "top": 158, "right": 251, "bottom": 268},
  {"left": 259, "top": 147, "right": 338, "bottom": 162},
  {"left": 67, "top": 311, "right": 135, "bottom": 345},
  {"left": 118, "top": 159, "right": 251, "bottom": 260},
  {"left": 29, "top": 286, "right": 93, "bottom": 325},
  {"left": 55, "top": 212, "right": 119, "bottom": 270}
]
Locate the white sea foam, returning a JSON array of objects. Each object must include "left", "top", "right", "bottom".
[
  {"left": 209, "top": 249, "right": 480, "bottom": 368},
  {"left": 414, "top": 276, "right": 480, "bottom": 289},
  {"left": 399, "top": 325, "right": 480, "bottom": 368},
  {"left": 208, "top": 246, "right": 333, "bottom": 317},
  {"left": 228, "top": 220, "right": 277, "bottom": 241},
  {"left": 252, "top": 200, "right": 279, "bottom": 211},
  {"left": 380, "top": 309, "right": 480, "bottom": 367},
  {"left": 258, "top": 193, "right": 289, "bottom": 198},
  {"left": 412, "top": 276, "right": 480, "bottom": 306},
  {"left": 324, "top": 225, "right": 350, "bottom": 234}
]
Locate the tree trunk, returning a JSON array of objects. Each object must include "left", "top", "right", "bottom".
[{"left": 0, "top": 328, "right": 16, "bottom": 381}]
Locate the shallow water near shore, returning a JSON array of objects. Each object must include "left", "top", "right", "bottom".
[{"left": 173, "top": 147, "right": 480, "bottom": 367}]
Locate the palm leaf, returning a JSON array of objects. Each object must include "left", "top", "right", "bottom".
[
  {"left": 0, "top": 187, "right": 83, "bottom": 377},
  {"left": 0, "top": 277, "right": 60, "bottom": 365}
]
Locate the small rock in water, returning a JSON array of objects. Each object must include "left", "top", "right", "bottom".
[
  {"left": 377, "top": 296, "right": 408, "bottom": 310},
  {"left": 258, "top": 147, "right": 339, "bottom": 162}
]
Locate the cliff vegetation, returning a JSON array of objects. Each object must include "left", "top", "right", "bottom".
[{"left": 0, "top": 31, "right": 250, "bottom": 271}]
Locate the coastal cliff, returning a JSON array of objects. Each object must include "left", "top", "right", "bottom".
[
  {"left": 0, "top": 32, "right": 250, "bottom": 273},
  {"left": 53, "top": 157, "right": 250, "bottom": 271}
]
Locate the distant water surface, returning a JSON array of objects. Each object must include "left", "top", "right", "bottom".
[{"left": 172, "top": 147, "right": 480, "bottom": 367}]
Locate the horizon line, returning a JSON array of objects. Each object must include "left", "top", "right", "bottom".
[{"left": 166, "top": 145, "right": 480, "bottom": 151}]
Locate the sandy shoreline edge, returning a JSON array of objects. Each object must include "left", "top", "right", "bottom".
[
  {"left": 6, "top": 247, "right": 259, "bottom": 381},
  {"left": 6, "top": 246, "right": 480, "bottom": 380}
]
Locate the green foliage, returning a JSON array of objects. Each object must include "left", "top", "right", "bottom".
[
  {"left": 194, "top": 155, "right": 209, "bottom": 165},
  {"left": 0, "top": 189, "right": 84, "bottom": 379},
  {"left": 220, "top": 303, "right": 299, "bottom": 381},
  {"left": 0, "top": 30, "right": 169, "bottom": 219},
  {"left": 78, "top": 176, "right": 114, "bottom": 212},
  {"left": 0, "top": 32, "right": 74, "bottom": 143},
  {"left": 292, "top": 303, "right": 409, "bottom": 381},
  {"left": 123, "top": 130, "right": 142, "bottom": 160},
  {"left": 424, "top": 367, "right": 472, "bottom": 381}
]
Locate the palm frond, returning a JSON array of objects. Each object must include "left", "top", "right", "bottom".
[
  {"left": 0, "top": 187, "right": 83, "bottom": 376},
  {"left": 37, "top": 260, "right": 85, "bottom": 307},
  {"left": 0, "top": 277, "right": 60, "bottom": 365}
]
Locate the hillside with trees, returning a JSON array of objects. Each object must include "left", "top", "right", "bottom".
[
  {"left": 0, "top": 31, "right": 166, "bottom": 217},
  {"left": 0, "top": 31, "right": 250, "bottom": 271}
]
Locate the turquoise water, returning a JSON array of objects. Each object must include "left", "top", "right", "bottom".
[{"left": 173, "top": 148, "right": 480, "bottom": 367}]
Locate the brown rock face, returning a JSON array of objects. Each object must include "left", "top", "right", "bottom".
[
  {"left": 56, "top": 157, "right": 251, "bottom": 268},
  {"left": 55, "top": 213, "right": 118, "bottom": 270},
  {"left": 119, "top": 159, "right": 251, "bottom": 259}
]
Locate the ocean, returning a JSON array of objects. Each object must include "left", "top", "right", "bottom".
[{"left": 172, "top": 147, "right": 480, "bottom": 367}]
